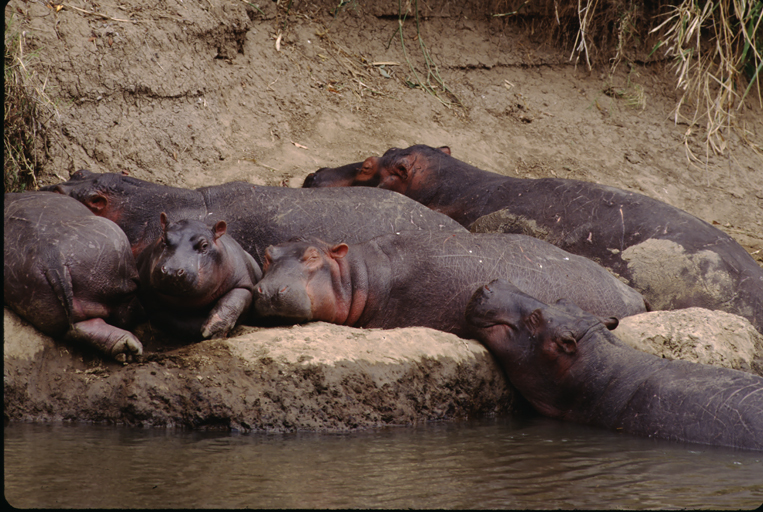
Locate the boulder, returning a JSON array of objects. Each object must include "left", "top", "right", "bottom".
[
  {"left": 3, "top": 308, "right": 512, "bottom": 432},
  {"left": 7, "top": 305, "right": 762, "bottom": 433},
  {"left": 613, "top": 308, "right": 763, "bottom": 375}
]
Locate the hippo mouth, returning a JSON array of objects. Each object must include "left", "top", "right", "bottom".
[{"left": 465, "top": 284, "right": 509, "bottom": 328}]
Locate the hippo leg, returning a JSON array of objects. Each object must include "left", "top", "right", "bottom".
[
  {"left": 64, "top": 318, "right": 144, "bottom": 363},
  {"left": 201, "top": 288, "right": 253, "bottom": 339}
]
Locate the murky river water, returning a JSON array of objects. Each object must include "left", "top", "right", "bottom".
[{"left": 5, "top": 416, "right": 762, "bottom": 509}]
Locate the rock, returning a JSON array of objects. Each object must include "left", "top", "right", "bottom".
[
  {"left": 3, "top": 308, "right": 512, "bottom": 432},
  {"left": 8, "top": 305, "right": 762, "bottom": 432},
  {"left": 613, "top": 308, "right": 763, "bottom": 376}
]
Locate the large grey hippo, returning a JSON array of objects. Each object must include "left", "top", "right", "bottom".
[
  {"left": 42, "top": 170, "right": 467, "bottom": 263},
  {"left": 303, "top": 145, "right": 763, "bottom": 334},
  {"left": 465, "top": 278, "right": 763, "bottom": 451},
  {"left": 253, "top": 231, "right": 647, "bottom": 337}
]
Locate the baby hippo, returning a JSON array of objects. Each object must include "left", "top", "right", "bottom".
[
  {"left": 253, "top": 231, "right": 647, "bottom": 338},
  {"left": 136, "top": 213, "right": 262, "bottom": 339},
  {"left": 4, "top": 192, "right": 143, "bottom": 362},
  {"left": 465, "top": 279, "right": 763, "bottom": 451}
]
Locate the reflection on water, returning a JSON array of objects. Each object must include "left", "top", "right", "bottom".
[{"left": 5, "top": 416, "right": 762, "bottom": 509}]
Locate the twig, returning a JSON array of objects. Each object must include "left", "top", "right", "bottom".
[{"left": 61, "top": 3, "right": 140, "bottom": 23}]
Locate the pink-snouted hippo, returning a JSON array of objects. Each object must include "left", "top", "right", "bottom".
[
  {"left": 253, "top": 231, "right": 647, "bottom": 337},
  {"left": 302, "top": 144, "right": 763, "bottom": 335}
]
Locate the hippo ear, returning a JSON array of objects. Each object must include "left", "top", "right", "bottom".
[
  {"left": 526, "top": 309, "right": 544, "bottom": 337},
  {"left": 556, "top": 332, "right": 578, "bottom": 355},
  {"left": 437, "top": 146, "right": 451, "bottom": 156},
  {"left": 160, "top": 212, "right": 169, "bottom": 231},
  {"left": 329, "top": 243, "right": 349, "bottom": 259},
  {"left": 213, "top": 220, "right": 227, "bottom": 240},
  {"left": 84, "top": 192, "right": 108, "bottom": 213},
  {"left": 359, "top": 157, "right": 378, "bottom": 178}
]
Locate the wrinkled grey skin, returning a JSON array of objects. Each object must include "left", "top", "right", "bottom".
[
  {"left": 4, "top": 192, "right": 143, "bottom": 362},
  {"left": 254, "top": 231, "right": 647, "bottom": 338},
  {"left": 136, "top": 213, "right": 262, "bottom": 340},
  {"left": 303, "top": 145, "right": 763, "bottom": 335},
  {"left": 41, "top": 170, "right": 466, "bottom": 265},
  {"left": 465, "top": 279, "right": 763, "bottom": 451}
]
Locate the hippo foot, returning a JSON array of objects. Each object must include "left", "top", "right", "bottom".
[
  {"left": 65, "top": 318, "right": 144, "bottom": 362},
  {"left": 200, "top": 314, "right": 234, "bottom": 340}
]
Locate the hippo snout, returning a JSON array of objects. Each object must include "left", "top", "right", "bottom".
[
  {"left": 151, "top": 262, "right": 198, "bottom": 295},
  {"left": 160, "top": 265, "right": 185, "bottom": 277},
  {"left": 39, "top": 184, "right": 68, "bottom": 194},
  {"left": 254, "top": 281, "right": 312, "bottom": 321},
  {"left": 302, "top": 172, "right": 319, "bottom": 188}
]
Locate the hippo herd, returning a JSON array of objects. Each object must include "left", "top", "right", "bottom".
[{"left": 5, "top": 144, "right": 763, "bottom": 450}]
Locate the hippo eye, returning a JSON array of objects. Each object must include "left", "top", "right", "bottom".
[{"left": 198, "top": 240, "right": 209, "bottom": 252}]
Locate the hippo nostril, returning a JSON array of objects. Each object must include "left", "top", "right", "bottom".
[
  {"left": 176, "top": 268, "right": 185, "bottom": 277},
  {"left": 161, "top": 265, "right": 168, "bottom": 275}
]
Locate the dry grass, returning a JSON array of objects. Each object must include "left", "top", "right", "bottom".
[
  {"left": 491, "top": 1, "right": 761, "bottom": 159},
  {"left": 650, "top": 0, "right": 762, "bottom": 160},
  {"left": 4, "top": 16, "right": 58, "bottom": 192},
  {"left": 549, "top": 0, "right": 762, "bottom": 160},
  {"left": 394, "top": 0, "right": 463, "bottom": 108}
]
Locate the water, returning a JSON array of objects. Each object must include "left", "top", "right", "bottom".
[{"left": 5, "top": 416, "right": 762, "bottom": 509}]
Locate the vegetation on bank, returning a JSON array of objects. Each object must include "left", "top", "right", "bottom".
[
  {"left": 551, "top": 0, "right": 762, "bottom": 160},
  {"left": 4, "top": 16, "right": 57, "bottom": 193},
  {"left": 384, "top": 0, "right": 762, "bottom": 160}
]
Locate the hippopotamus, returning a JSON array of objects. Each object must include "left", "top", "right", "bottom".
[
  {"left": 465, "top": 279, "right": 763, "bottom": 451},
  {"left": 302, "top": 144, "right": 763, "bottom": 334},
  {"left": 4, "top": 192, "right": 143, "bottom": 362},
  {"left": 41, "top": 170, "right": 465, "bottom": 265},
  {"left": 136, "top": 213, "right": 262, "bottom": 339},
  {"left": 253, "top": 231, "right": 647, "bottom": 337},
  {"left": 302, "top": 161, "right": 376, "bottom": 188}
]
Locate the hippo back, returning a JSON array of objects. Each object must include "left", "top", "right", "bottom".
[
  {"left": 198, "top": 184, "right": 468, "bottom": 266},
  {"left": 4, "top": 192, "right": 139, "bottom": 336}
]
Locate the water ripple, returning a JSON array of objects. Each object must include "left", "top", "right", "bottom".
[{"left": 5, "top": 417, "right": 762, "bottom": 509}]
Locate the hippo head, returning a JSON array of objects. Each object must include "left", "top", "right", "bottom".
[
  {"left": 148, "top": 213, "right": 227, "bottom": 303},
  {"left": 41, "top": 170, "right": 152, "bottom": 220},
  {"left": 374, "top": 145, "right": 451, "bottom": 194},
  {"left": 302, "top": 159, "right": 379, "bottom": 188},
  {"left": 465, "top": 279, "right": 617, "bottom": 417},
  {"left": 254, "top": 237, "right": 350, "bottom": 323}
]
